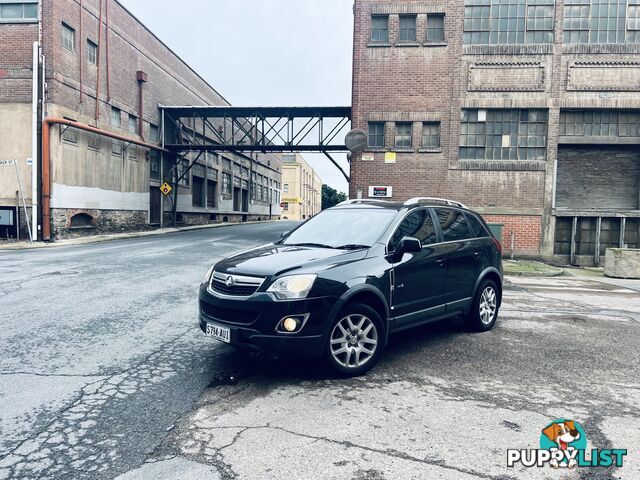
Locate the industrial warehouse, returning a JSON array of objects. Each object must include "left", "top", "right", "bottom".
[
  {"left": 350, "top": 0, "right": 640, "bottom": 265},
  {"left": 0, "top": 0, "right": 287, "bottom": 241}
]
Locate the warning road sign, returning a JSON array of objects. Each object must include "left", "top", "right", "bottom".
[{"left": 160, "top": 182, "right": 173, "bottom": 196}]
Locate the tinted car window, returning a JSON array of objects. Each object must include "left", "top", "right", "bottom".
[
  {"left": 390, "top": 209, "right": 437, "bottom": 250},
  {"left": 282, "top": 208, "right": 396, "bottom": 248},
  {"left": 466, "top": 213, "right": 488, "bottom": 238},
  {"left": 434, "top": 208, "right": 471, "bottom": 242}
]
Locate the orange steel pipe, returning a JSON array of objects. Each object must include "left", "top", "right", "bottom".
[{"left": 41, "top": 118, "right": 167, "bottom": 241}]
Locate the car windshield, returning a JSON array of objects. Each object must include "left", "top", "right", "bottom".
[{"left": 281, "top": 208, "right": 397, "bottom": 249}]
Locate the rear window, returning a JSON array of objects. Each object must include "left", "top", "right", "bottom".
[
  {"left": 466, "top": 213, "right": 488, "bottom": 238},
  {"left": 434, "top": 208, "right": 471, "bottom": 242}
]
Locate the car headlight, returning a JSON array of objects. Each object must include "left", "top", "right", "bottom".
[
  {"left": 204, "top": 266, "right": 214, "bottom": 282},
  {"left": 267, "top": 274, "right": 317, "bottom": 300}
]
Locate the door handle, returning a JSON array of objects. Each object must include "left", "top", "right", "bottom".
[
  {"left": 473, "top": 251, "right": 480, "bottom": 258},
  {"left": 435, "top": 258, "right": 445, "bottom": 267}
]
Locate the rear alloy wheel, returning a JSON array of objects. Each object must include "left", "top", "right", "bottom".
[
  {"left": 325, "top": 303, "right": 384, "bottom": 377},
  {"left": 466, "top": 279, "right": 500, "bottom": 332}
]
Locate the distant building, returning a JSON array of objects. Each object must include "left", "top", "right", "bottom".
[
  {"left": 351, "top": 0, "right": 640, "bottom": 265},
  {"left": 0, "top": 0, "right": 281, "bottom": 240},
  {"left": 281, "top": 154, "right": 322, "bottom": 220}
]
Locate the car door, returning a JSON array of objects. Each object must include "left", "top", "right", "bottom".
[
  {"left": 389, "top": 208, "right": 448, "bottom": 327},
  {"left": 433, "top": 208, "right": 477, "bottom": 311}
]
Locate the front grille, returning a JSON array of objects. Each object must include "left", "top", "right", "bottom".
[
  {"left": 200, "top": 301, "right": 260, "bottom": 325},
  {"left": 209, "top": 271, "right": 264, "bottom": 297}
]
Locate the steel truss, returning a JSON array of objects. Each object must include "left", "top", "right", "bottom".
[{"left": 160, "top": 106, "right": 352, "bottom": 182}]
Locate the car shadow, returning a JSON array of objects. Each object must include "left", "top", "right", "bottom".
[{"left": 205, "top": 316, "right": 471, "bottom": 384}]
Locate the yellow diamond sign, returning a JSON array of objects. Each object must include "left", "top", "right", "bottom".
[{"left": 160, "top": 182, "right": 173, "bottom": 196}]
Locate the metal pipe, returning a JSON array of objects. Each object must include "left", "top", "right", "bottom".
[
  {"left": 105, "top": 0, "right": 110, "bottom": 100},
  {"left": 31, "top": 41, "right": 39, "bottom": 239},
  {"left": 95, "top": 0, "right": 103, "bottom": 120},
  {"left": 79, "top": 0, "right": 83, "bottom": 103},
  {"left": 137, "top": 79, "right": 145, "bottom": 140},
  {"left": 41, "top": 118, "right": 168, "bottom": 241}
]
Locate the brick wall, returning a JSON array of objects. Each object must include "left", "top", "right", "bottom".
[
  {"left": 483, "top": 214, "right": 542, "bottom": 256},
  {"left": 0, "top": 23, "right": 39, "bottom": 103},
  {"left": 351, "top": 0, "right": 640, "bottom": 258}
]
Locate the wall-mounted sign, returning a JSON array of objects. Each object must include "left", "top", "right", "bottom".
[
  {"left": 384, "top": 152, "right": 396, "bottom": 164},
  {"left": 361, "top": 153, "right": 374, "bottom": 162},
  {"left": 160, "top": 182, "right": 173, "bottom": 196},
  {"left": 368, "top": 186, "right": 393, "bottom": 198},
  {"left": 282, "top": 197, "right": 302, "bottom": 204}
]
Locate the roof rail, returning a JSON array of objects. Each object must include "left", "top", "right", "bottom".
[
  {"left": 403, "top": 197, "right": 468, "bottom": 209},
  {"left": 336, "top": 199, "right": 393, "bottom": 206}
]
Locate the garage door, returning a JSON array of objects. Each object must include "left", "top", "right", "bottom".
[{"left": 556, "top": 146, "right": 640, "bottom": 210}]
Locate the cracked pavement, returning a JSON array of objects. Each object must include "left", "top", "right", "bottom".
[{"left": 1, "top": 222, "right": 639, "bottom": 479}]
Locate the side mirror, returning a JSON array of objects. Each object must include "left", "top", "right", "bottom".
[
  {"left": 280, "top": 230, "right": 290, "bottom": 239},
  {"left": 397, "top": 236, "right": 422, "bottom": 254}
]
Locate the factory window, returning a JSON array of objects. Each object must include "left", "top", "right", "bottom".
[
  {"left": 564, "top": 0, "right": 640, "bottom": 43},
  {"left": 559, "top": 110, "right": 640, "bottom": 137},
  {"left": 62, "top": 117, "right": 78, "bottom": 144},
  {"left": 87, "top": 132, "right": 100, "bottom": 150},
  {"left": 460, "top": 109, "right": 548, "bottom": 161},
  {"left": 150, "top": 124, "right": 159, "bottom": 143},
  {"left": 630, "top": 3, "right": 640, "bottom": 30},
  {"left": 128, "top": 115, "right": 137, "bottom": 159},
  {"left": 463, "top": 0, "right": 555, "bottom": 45},
  {"left": 399, "top": 15, "right": 417, "bottom": 42},
  {"left": 563, "top": 1, "right": 591, "bottom": 43},
  {"left": 426, "top": 14, "right": 445, "bottom": 42},
  {"left": 87, "top": 40, "right": 97, "bottom": 65},
  {"left": 283, "top": 184, "right": 289, "bottom": 193},
  {"left": 368, "top": 122, "right": 385, "bottom": 148},
  {"left": 111, "top": 107, "right": 121, "bottom": 128},
  {"left": 222, "top": 172, "right": 231, "bottom": 195},
  {"left": 371, "top": 15, "right": 389, "bottom": 42},
  {"left": 61, "top": 22, "right": 75, "bottom": 52},
  {"left": 0, "top": 1, "right": 38, "bottom": 21},
  {"left": 395, "top": 123, "right": 413, "bottom": 148},
  {"left": 177, "top": 158, "right": 190, "bottom": 187},
  {"left": 112, "top": 140, "right": 122, "bottom": 156},
  {"left": 149, "top": 151, "right": 160, "bottom": 180},
  {"left": 421, "top": 122, "right": 441, "bottom": 149}
]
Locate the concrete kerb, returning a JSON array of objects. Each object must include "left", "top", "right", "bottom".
[{"left": 0, "top": 221, "right": 280, "bottom": 251}]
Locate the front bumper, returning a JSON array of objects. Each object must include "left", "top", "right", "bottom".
[{"left": 198, "top": 283, "right": 334, "bottom": 358}]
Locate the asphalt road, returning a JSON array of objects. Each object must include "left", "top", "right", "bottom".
[
  {"left": 0, "top": 221, "right": 298, "bottom": 480},
  {"left": 1, "top": 223, "right": 639, "bottom": 480}
]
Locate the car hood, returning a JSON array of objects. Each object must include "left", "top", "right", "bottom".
[{"left": 214, "top": 244, "right": 369, "bottom": 277}]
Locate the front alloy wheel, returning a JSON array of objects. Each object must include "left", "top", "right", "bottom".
[{"left": 325, "top": 303, "right": 384, "bottom": 376}]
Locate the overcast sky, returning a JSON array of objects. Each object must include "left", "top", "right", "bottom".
[{"left": 120, "top": 0, "right": 353, "bottom": 193}]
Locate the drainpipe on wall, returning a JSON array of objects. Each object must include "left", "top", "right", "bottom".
[
  {"left": 136, "top": 70, "right": 147, "bottom": 140},
  {"left": 41, "top": 118, "right": 168, "bottom": 241},
  {"left": 31, "top": 41, "right": 39, "bottom": 239},
  {"left": 79, "top": 0, "right": 83, "bottom": 103},
  {"left": 95, "top": 0, "right": 103, "bottom": 121}
]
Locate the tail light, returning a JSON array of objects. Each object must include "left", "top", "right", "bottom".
[{"left": 492, "top": 237, "right": 502, "bottom": 254}]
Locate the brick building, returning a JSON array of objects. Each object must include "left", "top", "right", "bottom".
[
  {"left": 351, "top": 0, "right": 640, "bottom": 265},
  {"left": 0, "top": 0, "right": 281, "bottom": 240},
  {"left": 281, "top": 153, "right": 322, "bottom": 220}
]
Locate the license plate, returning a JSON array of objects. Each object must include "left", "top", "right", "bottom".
[{"left": 205, "top": 323, "right": 231, "bottom": 343}]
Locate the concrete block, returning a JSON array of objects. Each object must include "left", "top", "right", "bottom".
[{"left": 604, "top": 248, "right": 640, "bottom": 279}]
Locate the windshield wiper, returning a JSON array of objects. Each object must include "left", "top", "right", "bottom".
[
  {"left": 285, "top": 242, "right": 336, "bottom": 249},
  {"left": 334, "top": 244, "right": 371, "bottom": 250}
]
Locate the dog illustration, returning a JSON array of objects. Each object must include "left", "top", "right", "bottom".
[{"left": 542, "top": 420, "right": 581, "bottom": 468}]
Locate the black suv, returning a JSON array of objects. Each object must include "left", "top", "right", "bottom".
[{"left": 199, "top": 198, "right": 503, "bottom": 376}]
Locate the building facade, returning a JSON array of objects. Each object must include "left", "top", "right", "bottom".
[
  {"left": 281, "top": 154, "right": 322, "bottom": 220},
  {"left": 351, "top": 0, "right": 640, "bottom": 265},
  {"left": 0, "top": 0, "right": 281, "bottom": 240}
]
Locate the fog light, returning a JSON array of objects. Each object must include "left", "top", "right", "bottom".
[{"left": 282, "top": 317, "right": 299, "bottom": 332}]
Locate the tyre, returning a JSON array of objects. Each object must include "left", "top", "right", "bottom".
[
  {"left": 324, "top": 303, "right": 385, "bottom": 377},
  {"left": 466, "top": 279, "right": 500, "bottom": 332}
]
